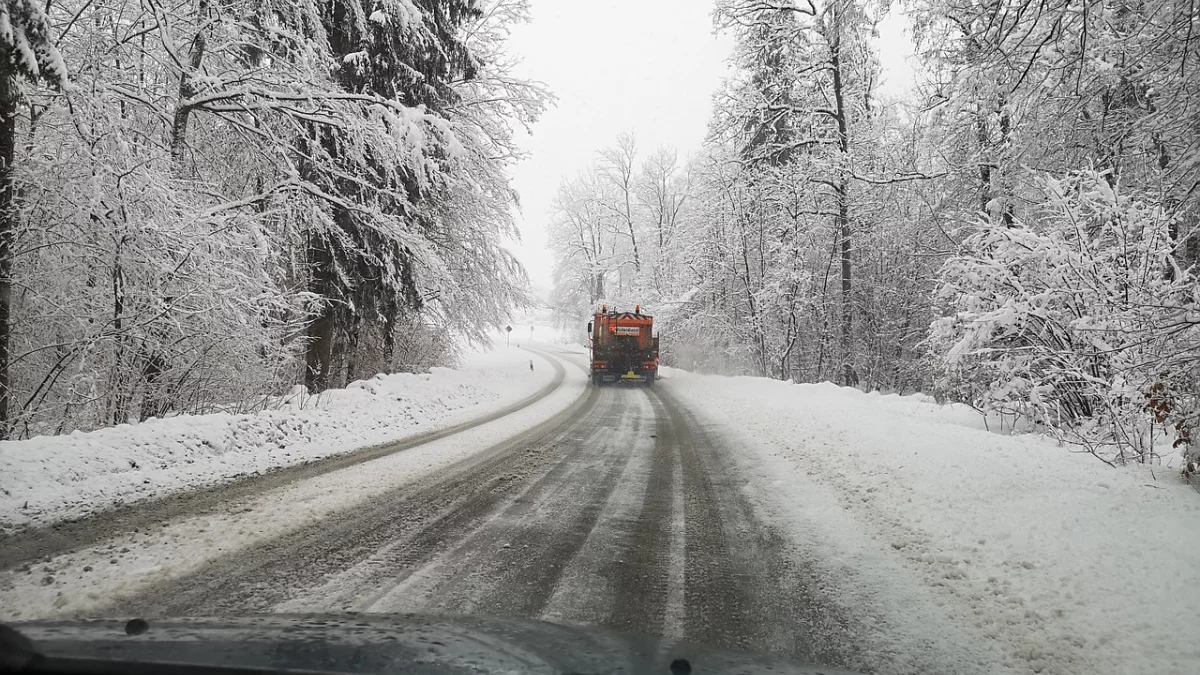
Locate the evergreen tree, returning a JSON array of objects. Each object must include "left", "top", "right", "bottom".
[{"left": 301, "top": 0, "right": 483, "bottom": 391}]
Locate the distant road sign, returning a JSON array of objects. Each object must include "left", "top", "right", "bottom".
[{"left": 505, "top": 325, "right": 512, "bottom": 332}]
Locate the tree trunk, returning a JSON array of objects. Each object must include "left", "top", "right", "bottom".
[
  {"left": 593, "top": 269, "right": 605, "bottom": 304},
  {"left": 304, "top": 231, "right": 336, "bottom": 392},
  {"left": 109, "top": 236, "right": 131, "bottom": 424},
  {"left": 737, "top": 212, "right": 768, "bottom": 377},
  {"left": 998, "top": 108, "right": 1014, "bottom": 226},
  {"left": 829, "top": 20, "right": 858, "bottom": 387},
  {"left": 837, "top": 191, "right": 855, "bottom": 386},
  {"left": 169, "top": 0, "right": 210, "bottom": 165},
  {"left": 140, "top": 347, "right": 170, "bottom": 420},
  {"left": 340, "top": 309, "right": 361, "bottom": 387},
  {"left": 382, "top": 299, "right": 398, "bottom": 371},
  {"left": 624, "top": 189, "right": 640, "bottom": 272},
  {"left": 977, "top": 112, "right": 991, "bottom": 216},
  {"left": 978, "top": 99, "right": 1015, "bottom": 226},
  {"left": 0, "top": 79, "right": 16, "bottom": 438}
]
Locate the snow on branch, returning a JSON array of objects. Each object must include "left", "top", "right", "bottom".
[{"left": 930, "top": 170, "right": 1200, "bottom": 465}]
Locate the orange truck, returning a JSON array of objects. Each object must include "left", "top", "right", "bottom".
[{"left": 587, "top": 305, "right": 659, "bottom": 386}]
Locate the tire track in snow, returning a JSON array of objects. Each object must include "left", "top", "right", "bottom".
[
  {"left": 602, "top": 391, "right": 679, "bottom": 638},
  {"left": 278, "top": 388, "right": 629, "bottom": 614},
  {"left": 533, "top": 389, "right": 661, "bottom": 629},
  {"left": 366, "top": 389, "right": 650, "bottom": 618},
  {"left": 665, "top": 387, "right": 758, "bottom": 652},
  {"left": 655, "top": 386, "right": 862, "bottom": 668},
  {"left": 90, "top": 358, "right": 594, "bottom": 617}
]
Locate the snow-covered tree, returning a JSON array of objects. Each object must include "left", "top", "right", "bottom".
[
  {"left": 547, "top": 1, "right": 943, "bottom": 389},
  {"left": 931, "top": 170, "right": 1200, "bottom": 464},
  {"left": 548, "top": 167, "right": 617, "bottom": 325},
  {"left": 710, "top": 0, "right": 885, "bottom": 385},
  {"left": 1, "top": 0, "right": 71, "bottom": 436},
  {"left": 914, "top": 0, "right": 1200, "bottom": 463},
  {"left": 2, "top": 0, "right": 544, "bottom": 437}
]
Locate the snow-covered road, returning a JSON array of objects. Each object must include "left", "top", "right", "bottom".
[
  {"left": 4, "top": 348, "right": 1198, "bottom": 675},
  {"left": 6, "top": 359, "right": 867, "bottom": 670}
]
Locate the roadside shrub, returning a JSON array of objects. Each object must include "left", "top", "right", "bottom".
[{"left": 930, "top": 170, "right": 1200, "bottom": 466}]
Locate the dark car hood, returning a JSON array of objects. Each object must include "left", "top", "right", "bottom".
[{"left": 6, "top": 614, "right": 860, "bottom": 675}]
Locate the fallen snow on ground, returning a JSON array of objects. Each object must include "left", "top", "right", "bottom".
[
  {"left": 1, "top": 346, "right": 558, "bottom": 530},
  {"left": 0, "top": 350, "right": 589, "bottom": 621},
  {"left": 661, "top": 368, "right": 1200, "bottom": 675}
]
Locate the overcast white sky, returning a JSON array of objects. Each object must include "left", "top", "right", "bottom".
[{"left": 503, "top": 1, "right": 915, "bottom": 296}]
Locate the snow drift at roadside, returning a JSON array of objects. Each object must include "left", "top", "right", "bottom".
[
  {"left": 661, "top": 367, "right": 1200, "bottom": 675},
  {"left": 0, "top": 348, "right": 555, "bottom": 530}
]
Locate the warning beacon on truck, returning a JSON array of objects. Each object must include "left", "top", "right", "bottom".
[{"left": 587, "top": 305, "right": 659, "bottom": 386}]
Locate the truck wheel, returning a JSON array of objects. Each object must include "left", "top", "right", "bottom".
[{"left": 644, "top": 376, "right": 654, "bottom": 388}]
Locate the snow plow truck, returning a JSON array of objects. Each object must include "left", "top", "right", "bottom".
[{"left": 588, "top": 305, "right": 658, "bottom": 386}]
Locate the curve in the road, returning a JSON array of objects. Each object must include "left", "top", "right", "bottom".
[
  {"left": 0, "top": 348, "right": 568, "bottom": 572},
  {"left": 103, "top": 379, "right": 865, "bottom": 671},
  {"left": 106, "top": 375, "right": 605, "bottom": 617}
]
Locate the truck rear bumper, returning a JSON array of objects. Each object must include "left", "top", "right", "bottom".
[{"left": 591, "top": 369, "right": 657, "bottom": 385}]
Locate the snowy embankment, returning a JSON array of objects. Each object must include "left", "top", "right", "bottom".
[
  {"left": 662, "top": 368, "right": 1200, "bottom": 675},
  {"left": 0, "top": 353, "right": 588, "bottom": 621},
  {"left": 1, "top": 347, "right": 557, "bottom": 531}
]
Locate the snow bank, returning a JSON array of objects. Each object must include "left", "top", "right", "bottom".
[
  {"left": 0, "top": 359, "right": 589, "bottom": 621},
  {"left": 663, "top": 369, "right": 1200, "bottom": 675},
  {"left": 1, "top": 347, "right": 556, "bottom": 530}
]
